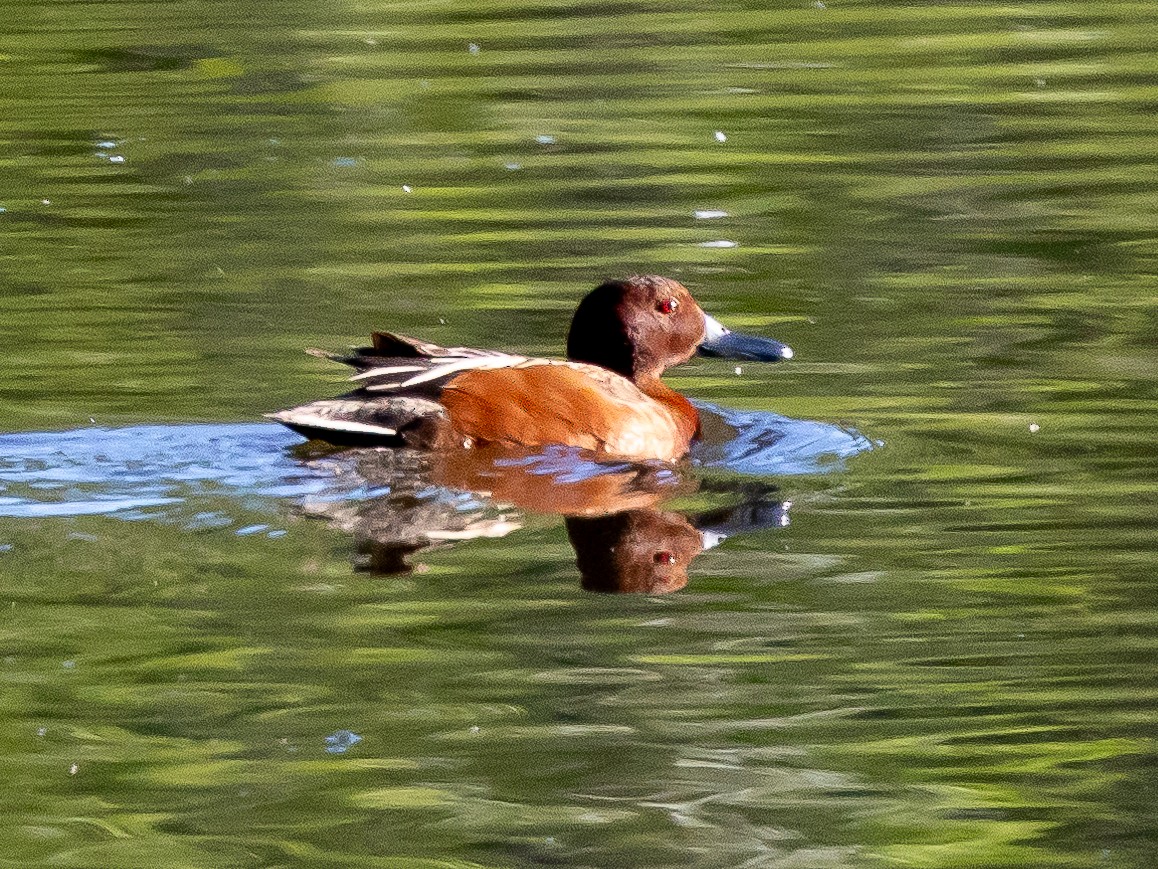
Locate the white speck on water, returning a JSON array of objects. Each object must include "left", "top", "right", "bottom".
[
  {"left": 36, "top": 727, "right": 47, "bottom": 737},
  {"left": 535, "top": 134, "right": 556, "bottom": 145},
  {"left": 1028, "top": 423, "right": 1040, "bottom": 433},
  {"left": 402, "top": 184, "right": 412, "bottom": 193},
  {"left": 469, "top": 725, "right": 480, "bottom": 733},
  {"left": 62, "top": 660, "right": 76, "bottom": 669},
  {"left": 41, "top": 199, "right": 51, "bottom": 205},
  {"left": 96, "top": 140, "right": 117, "bottom": 149},
  {"left": 0, "top": 544, "right": 12, "bottom": 553},
  {"left": 504, "top": 162, "right": 521, "bottom": 171},
  {"left": 698, "top": 240, "right": 738, "bottom": 248},
  {"left": 108, "top": 154, "right": 125, "bottom": 164},
  {"left": 438, "top": 318, "right": 447, "bottom": 325},
  {"left": 69, "top": 763, "right": 79, "bottom": 776},
  {"left": 0, "top": 207, "right": 7, "bottom": 213},
  {"left": 267, "top": 529, "right": 287, "bottom": 538},
  {"left": 1035, "top": 77, "right": 1047, "bottom": 88},
  {"left": 814, "top": 1, "right": 826, "bottom": 8},
  {"left": 468, "top": 42, "right": 480, "bottom": 55},
  {"left": 734, "top": 366, "right": 743, "bottom": 375},
  {"left": 714, "top": 130, "right": 727, "bottom": 142},
  {"left": 694, "top": 209, "right": 728, "bottom": 219},
  {"left": 235, "top": 524, "right": 268, "bottom": 536},
  {"left": 364, "top": 37, "right": 378, "bottom": 46}
]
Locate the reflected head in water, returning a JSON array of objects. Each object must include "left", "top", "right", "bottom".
[
  {"left": 567, "top": 509, "right": 703, "bottom": 594},
  {"left": 568, "top": 495, "right": 793, "bottom": 594}
]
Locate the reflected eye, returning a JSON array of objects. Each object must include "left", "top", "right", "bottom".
[
  {"left": 657, "top": 298, "right": 679, "bottom": 315},
  {"left": 653, "top": 551, "right": 678, "bottom": 565}
]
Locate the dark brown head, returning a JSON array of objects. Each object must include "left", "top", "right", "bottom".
[
  {"left": 566, "top": 275, "right": 793, "bottom": 381},
  {"left": 566, "top": 276, "right": 706, "bottom": 379}
]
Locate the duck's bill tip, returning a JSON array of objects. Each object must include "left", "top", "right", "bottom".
[{"left": 698, "top": 316, "right": 794, "bottom": 362}]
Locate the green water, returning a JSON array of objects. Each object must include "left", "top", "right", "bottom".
[{"left": 2, "top": 0, "right": 1156, "bottom": 866}]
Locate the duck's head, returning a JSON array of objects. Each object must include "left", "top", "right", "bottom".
[{"left": 566, "top": 275, "right": 793, "bottom": 380}]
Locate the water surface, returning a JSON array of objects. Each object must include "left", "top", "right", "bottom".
[{"left": 1, "top": 1, "right": 1156, "bottom": 866}]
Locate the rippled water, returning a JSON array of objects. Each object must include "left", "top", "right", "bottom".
[{"left": 2, "top": 1, "right": 1156, "bottom": 866}]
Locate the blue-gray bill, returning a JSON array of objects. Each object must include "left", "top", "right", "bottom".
[{"left": 697, "top": 314, "right": 794, "bottom": 362}]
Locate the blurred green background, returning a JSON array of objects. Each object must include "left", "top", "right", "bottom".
[{"left": 1, "top": 1, "right": 1156, "bottom": 866}]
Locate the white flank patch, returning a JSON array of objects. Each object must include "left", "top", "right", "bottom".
[{"left": 271, "top": 412, "right": 397, "bottom": 436}]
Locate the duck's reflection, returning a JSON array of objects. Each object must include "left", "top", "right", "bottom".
[
  {"left": 295, "top": 443, "right": 790, "bottom": 593},
  {"left": 568, "top": 497, "right": 790, "bottom": 594}
]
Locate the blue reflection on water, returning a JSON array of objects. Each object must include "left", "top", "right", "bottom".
[
  {"left": 0, "top": 409, "right": 872, "bottom": 521},
  {"left": 324, "top": 730, "right": 363, "bottom": 754},
  {"left": 693, "top": 403, "right": 874, "bottom": 476},
  {"left": 0, "top": 424, "right": 318, "bottom": 519}
]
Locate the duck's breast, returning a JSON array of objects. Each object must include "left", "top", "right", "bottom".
[{"left": 441, "top": 361, "right": 690, "bottom": 461}]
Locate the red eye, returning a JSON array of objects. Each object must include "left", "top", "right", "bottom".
[
  {"left": 657, "top": 298, "right": 679, "bottom": 315},
  {"left": 654, "top": 551, "right": 678, "bottom": 565}
]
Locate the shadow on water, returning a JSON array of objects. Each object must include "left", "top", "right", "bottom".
[{"left": 0, "top": 406, "right": 871, "bottom": 592}]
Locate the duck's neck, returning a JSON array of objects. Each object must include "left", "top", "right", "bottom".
[{"left": 636, "top": 375, "right": 700, "bottom": 445}]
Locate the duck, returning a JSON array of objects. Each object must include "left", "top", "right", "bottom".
[{"left": 269, "top": 275, "right": 792, "bottom": 462}]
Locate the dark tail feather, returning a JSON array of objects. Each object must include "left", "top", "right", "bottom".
[{"left": 267, "top": 396, "right": 448, "bottom": 448}]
